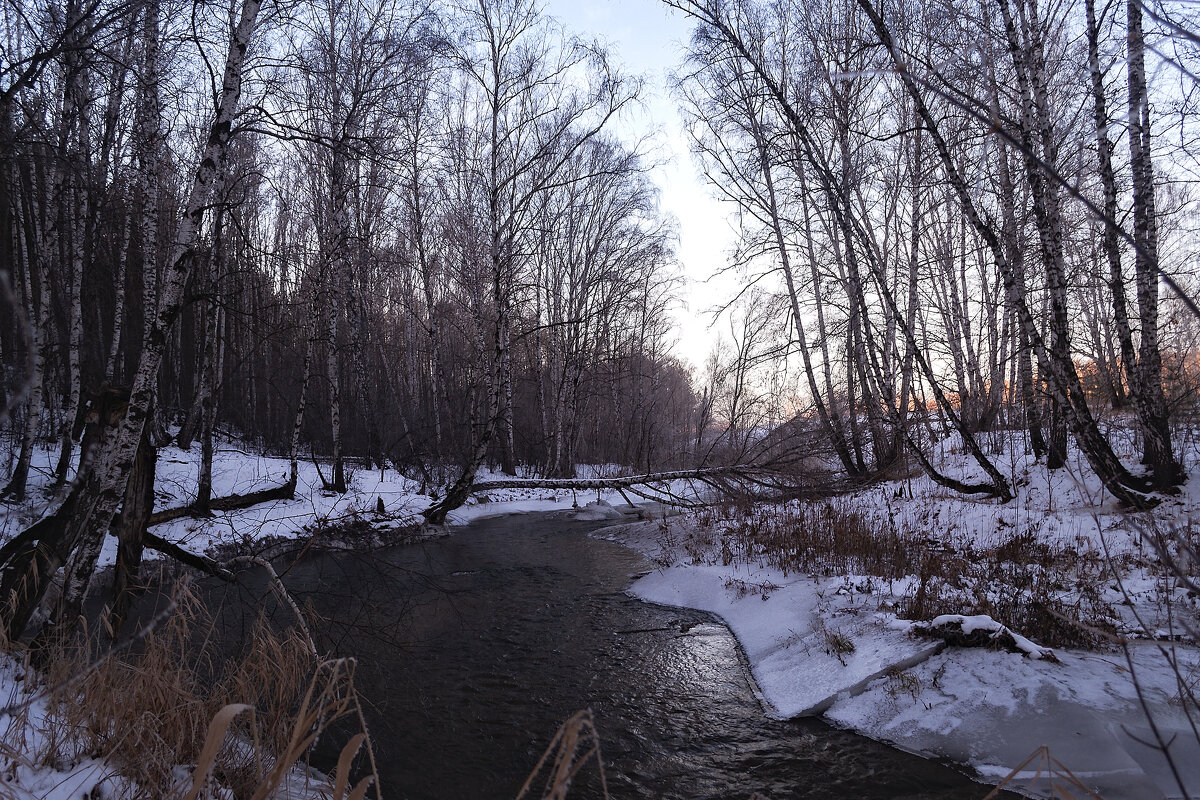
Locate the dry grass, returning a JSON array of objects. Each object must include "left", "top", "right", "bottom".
[
  {"left": 517, "top": 709, "right": 608, "bottom": 800},
  {"left": 1, "top": 581, "right": 377, "bottom": 799},
  {"left": 517, "top": 711, "right": 774, "bottom": 800},
  {"left": 983, "top": 745, "right": 1105, "bottom": 799},
  {"left": 687, "top": 500, "right": 1118, "bottom": 649},
  {"left": 902, "top": 531, "right": 1117, "bottom": 649},
  {"left": 697, "top": 499, "right": 919, "bottom": 579}
]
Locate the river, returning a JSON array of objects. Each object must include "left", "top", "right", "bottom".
[{"left": 188, "top": 511, "right": 1000, "bottom": 799}]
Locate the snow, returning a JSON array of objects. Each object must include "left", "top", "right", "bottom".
[
  {"left": 0, "top": 443, "right": 644, "bottom": 570},
  {"left": 4, "top": 758, "right": 129, "bottom": 800},
  {"left": 624, "top": 564, "right": 944, "bottom": 716},
  {"left": 823, "top": 645, "right": 1200, "bottom": 799},
  {"left": 570, "top": 499, "right": 628, "bottom": 521},
  {"left": 594, "top": 428, "right": 1200, "bottom": 799},
  {"left": 5, "top": 428, "right": 1200, "bottom": 797}
]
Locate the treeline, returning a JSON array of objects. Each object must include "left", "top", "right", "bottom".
[
  {"left": 5, "top": 0, "right": 1200, "bottom": 643},
  {"left": 0, "top": 0, "right": 708, "bottom": 639},
  {"left": 0, "top": 0, "right": 699, "bottom": 513},
  {"left": 670, "top": 0, "right": 1200, "bottom": 505}
]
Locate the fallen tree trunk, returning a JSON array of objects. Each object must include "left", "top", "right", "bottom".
[
  {"left": 146, "top": 475, "right": 297, "bottom": 527},
  {"left": 144, "top": 531, "right": 233, "bottom": 580},
  {"left": 454, "top": 464, "right": 839, "bottom": 515},
  {"left": 467, "top": 466, "right": 770, "bottom": 493}
]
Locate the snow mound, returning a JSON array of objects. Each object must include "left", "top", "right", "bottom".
[
  {"left": 916, "top": 613, "right": 1058, "bottom": 661},
  {"left": 572, "top": 500, "right": 627, "bottom": 521},
  {"left": 629, "top": 566, "right": 945, "bottom": 717}
]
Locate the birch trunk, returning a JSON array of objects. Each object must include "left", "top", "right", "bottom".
[
  {"left": 136, "top": 0, "right": 161, "bottom": 426},
  {"left": 796, "top": 161, "right": 852, "bottom": 464},
  {"left": 52, "top": 5, "right": 90, "bottom": 489},
  {"left": 105, "top": 211, "right": 131, "bottom": 382},
  {"left": 762, "top": 151, "right": 855, "bottom": 474},
  {"left": 195, "top": 219, "right": 225, "bottom": 512},
  {"left": 2, "top": 175, "right": 45, "bottom": 501},
  {"left": 1085, "top": 0, "right": 1137, "bottom": 410},
  {"left": 196, "top": 303, "right": 221, "bottom": 512},
  {"left": 0, "top": 0, "right": 265, "bottom": 641},
  {"left": 1127, "top": 0, "right": 1181, "bottom": 487},
  {"left": 289, "top": 288, "right": 317, "bottom": 489},
  {"left": 325, "top": 277, "right": 345, "bottom": 492},
  {"left": 894, "top": 122, "right": 924, "bottom": 452},
  {"left": 996, "top": 0, "right": 1072, "bottom": 465},
  {"left": 175, "top": 234, "right": 221, "bottom": 451},
  {"left": 993, "top": 113, "right": 1046, "bottom": 457}
]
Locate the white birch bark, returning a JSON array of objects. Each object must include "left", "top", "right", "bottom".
[
  {"left": 2, "top": 175, "right": 45, "bottom": 501},
  {"left": 1, "top": 0, "right": 265, "bottom": 640},
  {"left": 51, "top": 0, "right": 90, "bottom": 490},
  {"left": 1126, "top": 0, "right": 1180, "bottom": 486}
]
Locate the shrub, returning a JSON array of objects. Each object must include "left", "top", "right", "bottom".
[{"left": 2, "top": 581, "right": 375, "bottom": 799}]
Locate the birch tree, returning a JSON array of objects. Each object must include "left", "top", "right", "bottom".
[{"left": 0, "top": 0, "right": 267, "bottom": 641}]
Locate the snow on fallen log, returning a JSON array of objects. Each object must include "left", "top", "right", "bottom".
[
  {"left": 912, "top": 614, "right": 1059, "bottom": 663},
  {"left": 146, "top": 477, "right": 297, "bottom": 526},
  {"left": 468, "top": 466, "right": 760, "bottom": 493}
]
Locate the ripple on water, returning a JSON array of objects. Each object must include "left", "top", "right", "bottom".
[{"left": 182, "top": 512, "right": 1003, "bottom": 800}]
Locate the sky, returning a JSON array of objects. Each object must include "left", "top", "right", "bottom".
[{"left": 540, "top": 0, "right": 741, "bottom": 371}]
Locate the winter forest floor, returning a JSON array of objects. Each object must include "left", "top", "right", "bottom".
[
  {"left": 1, "top": 424, "right": 1200, "bottom": 798},
  {"left": 0, "top": 441, "right": 649, "bottom": 572}
]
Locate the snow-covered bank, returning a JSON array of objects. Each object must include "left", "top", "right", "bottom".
[
  {"left": 0, "top": 443, "right": 637, "bottom": 568},
  {"left": 595, "top": 434, "right": 1200, "bottom": 799},
  {"left": 600, "top": 519, "right": 1200, "bottom": 798}
]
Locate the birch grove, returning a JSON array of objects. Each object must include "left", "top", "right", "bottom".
[
  {"left": 2, "top": 0, "right": 1200, "bottom": 643},
  {"left": 0, "top": 0, "right": 694, "bottom": 638},
  {"left": 666, "top": 0, "right": 1200, "bottom": 506}
]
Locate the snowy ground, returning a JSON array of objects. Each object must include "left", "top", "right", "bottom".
[
  {"left": 0, "top": 441, "right": 635, "bottom": 569},
  {"left": 592, "top": 428, "right": 1200, "bottom": 799}
]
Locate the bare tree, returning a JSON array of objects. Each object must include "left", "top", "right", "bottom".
[{"left": 0, "top": 0, "right": 267, "bottom": 641}]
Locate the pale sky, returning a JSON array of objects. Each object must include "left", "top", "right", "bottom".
[{"left": 541, "top": 0, "right": 740, "bottom": 371}]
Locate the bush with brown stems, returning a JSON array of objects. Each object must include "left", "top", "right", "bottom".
[
  {"left": 0, "top": 582, "right": 377, "bottom": 800},
  {"left": 685, "top": 500, "right": 1120, "bottom": 649}
]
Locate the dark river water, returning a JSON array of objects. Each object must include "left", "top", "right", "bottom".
[{"left": 182, "top": 511, "right": 1000, "bottom": 799}]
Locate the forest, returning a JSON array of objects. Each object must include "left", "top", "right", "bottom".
[{"left": 2, "top": 0, "right": 1200, "bottom": 796}]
